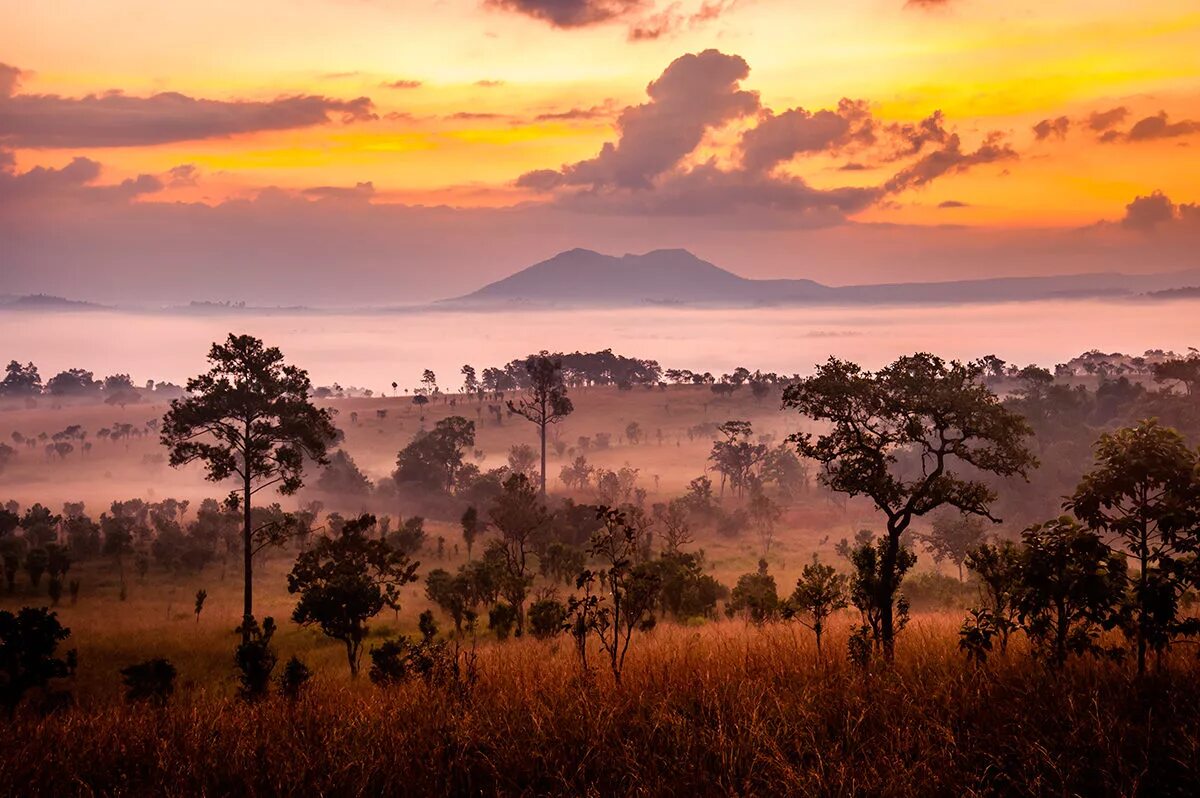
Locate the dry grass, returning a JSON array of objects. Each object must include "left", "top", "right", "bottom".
[{"left": 3, "top": 619, "right": 1198, "bottom": 797}]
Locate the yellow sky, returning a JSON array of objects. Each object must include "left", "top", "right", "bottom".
[{"left": 2, "top": 0, "right": 1198, "bottom": 226}]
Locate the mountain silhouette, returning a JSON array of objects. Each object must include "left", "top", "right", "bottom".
[{"left": 444, "top": 248, "right": 1200, "bottom": 307}]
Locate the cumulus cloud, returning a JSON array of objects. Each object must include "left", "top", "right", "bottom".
[
  {"left": 739, "top": 100, "right": 873, "bottom": 173},
  {"left": 520, "top": 50, "right": 1015, "bottom": 219},
  {"left": 1033, "top": 116, "right": 1070, "bottom": 141},
  {"left": 1119, "top": 190, "right": 1200, "bottom": 232},
  {"left": 541, "top": 49, "right": 759, "bottom": 190},
  {"left": 1127, "top": 111, "right": 1200, "bottom": 142},
  {"left": 0, "top": 68, "right": 376, "bottom": 148},
  {"left": 382, "top": 79, "right": 423, "bottom": 90}
]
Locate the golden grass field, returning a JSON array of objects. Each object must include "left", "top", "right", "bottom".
[{"left": 3, "top": 384, "right": 1197, "bottom": 796}]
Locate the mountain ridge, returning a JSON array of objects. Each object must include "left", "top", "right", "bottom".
[{"left": 443, "top": 248, "right": 1200, "bottom": 307}]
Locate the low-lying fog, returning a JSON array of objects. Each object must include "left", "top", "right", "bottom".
[{"left": 5, "top": 299, "right": 1198, "bottom": 389}]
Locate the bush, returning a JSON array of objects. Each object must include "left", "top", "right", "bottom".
[
  {"left": 368, "top": 637, "right": 454, "bottom": 686},
  {"left": 528, "top": 598, "right": 567, "bottom": 639},
  {"left": 488, "top": 603, "right": 518, "bottom": 640},
  {"left": 279, "top": 656, "right": 312, "bottom": 701},
  {"left": 0, "top": 607, "right": 75, "bottom": 716},
  {"left": 120, "top": 658, "right": 176, "bottom": 706},
  {"left": 233, "top": 617, "right": 277, "bottom": 701}
]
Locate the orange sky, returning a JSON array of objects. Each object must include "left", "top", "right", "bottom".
[
  {"left": 2, "top": 0, "right": 1197, "bottom": 224},
  {"left": 1, "top": 0, "right": 1199, "bottom": 303}
]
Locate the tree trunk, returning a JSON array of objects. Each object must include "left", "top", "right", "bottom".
[
  {"left": 539, "top": 419, "right": 548, "bottom": 497},
  {"left": 242, "top": 467, "right": 253, "bottom": 644},
  {"left": 880, "top": 528, "right": 900, "bottom": 662}
]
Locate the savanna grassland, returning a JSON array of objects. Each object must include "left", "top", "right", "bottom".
[{"left": 3, "top": 352, "right": 1200, "bottom": 797}]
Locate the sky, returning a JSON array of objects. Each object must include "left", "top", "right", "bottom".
[{"left": 1, "top": 0, "right": 1198, "bottom": 304}]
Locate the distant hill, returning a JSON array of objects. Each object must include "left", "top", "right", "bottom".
[
  {"left": 0, "top": 294, "right": 105, "bottom": 310},
  {"left": 444, "top": 248, "right": 1200, "bottom": 308}
]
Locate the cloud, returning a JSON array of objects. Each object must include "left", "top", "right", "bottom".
[
  {"left": 167, "top": 164, "right": 199, "bottom": 187},
  {"left": 1033, "top": 116, "right": 1070, "bottom": 141},
  {"left": 938, "top": 200, "right": 969, "bottom": 208},
  {"left": 534, "top": 102, "right": 616, "bottom": 121},
  {"left": 382, "top": 79, "right": 423, "bottom": 90},
  {"left": 1127, "top": 111, "right": 1200, "bottom": 142},
  {"left": 474, "top": 79, "right": 506, "bottom": 88},
  {"left": 0, "top": 72, "right": 377, "bottom": 148},
  {"left": 739, "top": 99, "right": 873, "bottom": 173},
  {"left": 540, "top": 49, "right": 759, "bottom": 190},
  {"left": 1087, "top": 106, "right": 1128, "bottom": 132},
  {"left": 627, "top": 0, "right": 736, "bottom": 41},
  {"left": 0, "top": 150, "right": 163, "bottom": 204},
  {"left": 486, "top": 0, "right": 644, "bottom": 28},
  {"left": 302, "top": 181, "right": 376, "bottom": 201},
  {"left": 1119, "top": 190, "right": 1200, "bottom": 232},
  {"left": 447, "top": 111, "right": 508, "bottom": 121},
  {"left": 884, "top": 132, "right": 1016, "bottom": 193},
  {"left": 0, "top": 63, "right": 23, "bottom": 97},
  {"left": 521, "top": 50, "right": 1015, "bottom": 219}
]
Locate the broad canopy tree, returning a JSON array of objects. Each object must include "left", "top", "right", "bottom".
[
  {"left": 161, "top": 334, "right": 338, "bottom": 641},
  {"left": 783, "top": 353, "right": 1036, "bottom": 660}
]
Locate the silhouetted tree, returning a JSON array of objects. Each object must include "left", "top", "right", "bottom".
[
  {"left": 161, "top": 334, "right": 337, "bottom": 642},
  {"left": 288, "top": 514, "right": 419, "bottom": 677},
  {"left": 507, "top": 352, "right": 574, "bottom": 496},
  {"left": 783, "top": 354, "right": 1036, "bottom": 660},
  {"left": 786, "top": 555, "right": 849, "bottom": 657},
  {"left": 488, "top": 474, "right": 551, "bottom": 635},
  {"left": 0, "top": 607, "right": 74, "bottom": 716},
  {"left": 1017, "top": 517, "right": 1128, "bottom": 664},
  {"left": 1067, "top": 420, "right": 1200, "bottom": 674}
]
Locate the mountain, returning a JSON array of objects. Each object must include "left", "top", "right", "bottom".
[{"left": 444, "top": 248, "right": 1200, "bottom": 308}]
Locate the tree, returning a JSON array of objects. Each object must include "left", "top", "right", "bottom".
[
  {"left": 964, "top": 539, "right": 1023, "bottom": 654},
  {"left": 708, "top": 421, "right": 766, "bottom": 498},
  {"left": 421, "top": 369, "right": 438, "bottom": 398},
  {"left": 120, "top": 658, "right": 176, "bottom": 706},
  {"left": 0, "top": 361, "right": 41, "bottom": 397},
  {"left": 0, "top": 607, "right": 74, "bottom": 716},
  {"left": 316, "top": 450, "right": 373, "bottom": 496},
  {"left": 918, "top": 510, "right": 989, "bottom": 581},
  {"left": 461, "top": 364, "right": 479, "bottom": 397},
  {"left": 1067, "top": 420, "right": 1200, "bottom": 674},
  {"left": 567, "top": 507, "right": 661, "bottom": 683},
  {"left": 507, "top": 352, "right": 574, "bottom": 496},
  {"left": 847, "top": 536, "right": 916, "bottom": 659},
  {"left": 288, "top": 514, "right": 419, "bottom": 677},
  {"left": 748, "top": 486, "right": 782, "bottom": 557},
  {"left": 487, "top": 474, "right": 550, "bottom": 635},
  {"left": 507, "top": 443, "right": 538, "bottom": 477},
  {"left": 161, "top": 334, "right": 338, "bottom": 641},
  {"left": 460, "top": 505, "right": 483, "bottom": 560},
  {"left": 787, "top": 555, "right": 849, "bottom": 657},
  {"left": 1151, "top": 355, "right": 1200, "bottom": 396},
  {"left": 394, "top": 416, "right": 476, "bottom": 492},
  {"left": 783, "top": 354, "right": 1036, "bottom": 660},
  {"left": 1017, "top": 517, "right": 1128, "bottom": 664},
  {"left": 727, "top": 559, "right": 779, "bottom": 623}
]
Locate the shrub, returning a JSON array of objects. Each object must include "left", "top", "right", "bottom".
[{"left": 120, "top": 658, "right": 176, "bottom": 706}]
